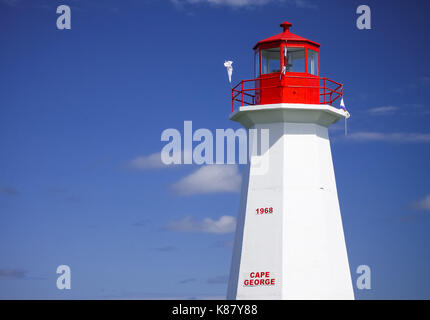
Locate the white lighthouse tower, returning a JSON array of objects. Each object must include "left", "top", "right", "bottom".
[{"left": 227, "top": 21, "right": 354, "bottom": 300}]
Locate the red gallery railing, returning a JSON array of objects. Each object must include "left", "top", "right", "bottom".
[{"left": 231, "top": 75, "right": 343, "bottom": 112}]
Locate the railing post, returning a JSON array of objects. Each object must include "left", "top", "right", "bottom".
[
  {"left": 232, "top": 87, "right": 234, "bottom": 113},
  {"left": 323, "top": 78, "right": 326, "bottom": 104},
  {"left": 253, "top": 79, "right": 255, "bottom": 105},
  {"left": 241, "top": 81, "right": 244, "bottom": 107}
]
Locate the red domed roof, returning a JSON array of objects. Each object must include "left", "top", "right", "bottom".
[{"left": 254, "top": 21, "right": 320, "bottom": 49}]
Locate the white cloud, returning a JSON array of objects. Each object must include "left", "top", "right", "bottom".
[
  {"left": 171, "top": 0, "right": 270, "bottom": 7},
  {"left": 171, "top": 164, "right": 241, "bottom": 195},
  {"left": 128, "top": 150, "right": 194, "bottom": 170},
  {"left": 294, "top": 0, "right": 317, "bottom": 9},
  {"left": 346, "top": 132, "right": 430, "bottom": 143},
  {"left": 171, "top": 0, "right": 317, "bottom": 8},
  {"left": 167, "top": 215, "right": 236, "bottom": 234},
  {"left": 367, "top": 106, "right": 399, "bottom": 115},
  {"left": 412, "top": 195, "right": 430, "bottom": 212},
  {"left": 128, "top": 152, "right": 167, "bottom": 169}
]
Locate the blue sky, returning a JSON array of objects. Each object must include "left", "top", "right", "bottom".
[{"left": 0, "top": 0, "right": 430, "bottom": 299}]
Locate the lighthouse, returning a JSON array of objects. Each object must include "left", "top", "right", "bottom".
[{"left": 227, "top": 21, "right": 354, "bottom": 300}]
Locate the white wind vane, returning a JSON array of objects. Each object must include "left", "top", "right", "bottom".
[
  {"left": 224, "top": 60, "right": 233, "bottom": 84},
  {"left": 340, "top": 97, "right": 350, "bottom": 135}
]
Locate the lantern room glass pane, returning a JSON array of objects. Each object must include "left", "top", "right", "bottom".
[
  {"left": 254, "top": 50, "right": 260, "bottom": 77},
  {"left": 261, "top": 47, "right": 280, "bottom": 74},
  {"left": 307, "top": 49, "right": 319, "bottom": 75},
  {"left": 286, "top": 47, "right": 305, "bottom": 73}
]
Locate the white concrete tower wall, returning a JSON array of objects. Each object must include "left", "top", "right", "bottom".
[{"left": 227, "top": 103, "right": 354, "bottom": 300}]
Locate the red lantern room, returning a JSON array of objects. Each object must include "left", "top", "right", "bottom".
[{"left": 232, "top": 21, "right": 343, "bottom": 112}]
